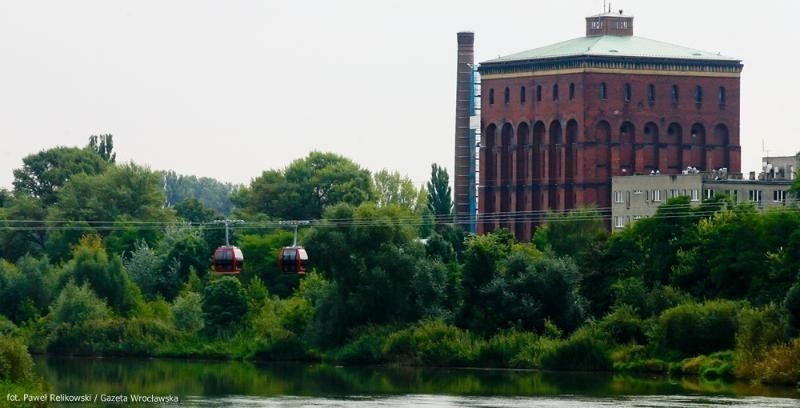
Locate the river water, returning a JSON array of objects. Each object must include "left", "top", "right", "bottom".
[{"left": 32, "top": 357, "right": 799, "bottom": 407}]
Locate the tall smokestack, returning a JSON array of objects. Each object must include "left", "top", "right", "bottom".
[{"left": 454, "top": 31, "right": 474, "bottom": 231}]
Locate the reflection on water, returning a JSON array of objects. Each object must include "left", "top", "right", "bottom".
[
  {"left": 186, "top": 395, "right": 800, "bottom": 408},
  {"left": 32, "top": 357, "right": 799, "bottom": 407}
]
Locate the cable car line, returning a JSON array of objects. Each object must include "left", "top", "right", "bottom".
[{"left": 0, "top": 203, "right": 789, "bottom": 232}]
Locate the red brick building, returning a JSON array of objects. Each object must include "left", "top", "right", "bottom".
[{"left": 477, "top": 11, "right": 743, "bottom": 239}]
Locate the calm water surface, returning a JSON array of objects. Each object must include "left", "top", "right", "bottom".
[{"left": 32, "top": 356, "right": 799, "bottom": 407}]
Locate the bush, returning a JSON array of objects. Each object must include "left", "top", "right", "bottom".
[
  {"left": 50, "top": 281, "right": 111, "bottom": 327},
  {"left": 0, "top": 336, "right": 33, "bottom": 383},
  {"left": 172, "top": 292, "right": 204, "bottom": 333},
  {"left": 613, "top": 358, "right": 668, "bottom": 373},
  {"left": 598, "top": 305, "right": 647, "bottom": 345},
  {"left": 0, "top": 315, "right": 18, "bottom": 337},
  {"left": 750, "top": 338, "right": 800, "bottom": 385},
  {"left": 333, "top": 326, "right": 392, "bottom": 364},
  {"left": 735, "top": 304, "right": 786, "bottom": 378},
  {"left": 540, "top": 328, "right": 612, "bottom": 371},
  {"left": 669, "top": 352, "right": 734, "bottom": 380},
  {"left": 46, "top": 317, "right": 174, "bottom": 356},
  {"left": 383, "top": 320, "right": 479, "bottom": 366},
  {"left": 477, "top": 330, "right": 538, "bottom": 368},
  {"left": 249, "top": 329, "right": 310, "bottom": 362},
  {"left": 657, "top": 300, "right": 739, "bottom": 356}
]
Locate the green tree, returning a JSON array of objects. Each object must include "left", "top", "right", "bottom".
[
  {"left": 237, "top": 230, "right": 298, "bottom": 298},
  {"left": 234, "top": 151, "right": 373, "bottom": 220},
  {"left": 65, "top": 235, "right": 132, "bottom": 314},
  {"left": 481, "top": 252, "right": 586, "bottom": 334},
  {"left": 372, "top": 169, "right": 419, "bottom": 211},
  {"left": 426, "top": 163, "right": 452, "bottom": 221},
  {"left": 172, "top": 292, "right": 204, "bottom": 333},
  {"left": 123, "top": 240, "right": 177, "bottom": 301},
  {"left": 88, "top": 134, "right": 116, "bottom": 163},
  {"left": 672, "top": 204, "right": 763, "bottom": 299},
  {"left": 0, "top": 194, "right": 48, "bottom": 260},
  {"left": 50, "top": 281, "right": 112, "bottom": 327},
  {"left": 173, "top": 197, "right": 219, "bottom": 223},
  {"left": 457, "top": 230, "right": 514, "bottom": 333},
  {"left": 162, "top": 170, "right": 236, "bottom": 215},
  {"left": 12, "top": 146, "right": 108, "bottom": 205},
  {"left": 49, "top": 163, "right": 174, "bottom": 254},
  {"left": 202, "top": 277, "right": 248, "bottom": 335},
  {"left": 303, "top": 202, "right": 421, "bottom": 346},
  {"left": 533, "top": 207, "right": 607, "bottom": 263}
]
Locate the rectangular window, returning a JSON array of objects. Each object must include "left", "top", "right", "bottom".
[
  {"left": 705, "top": 189, "right": 714, "bottom": 199},
  {"left": 732, "top": 190, "right": 738, "bottom": 203},
  {"left": 614, "top": 191, "right": 624, "bottom": 203},
  {"left": 691, "top": 189, "right": 700, "bottom": 202},
  {"left": 614, "top": 216, "right": 625, "bottom": 228},
  {"left": 774, "top": 190, "right": 785, "bottom": 203},
  {"left": 749, "top": 190, "right": 763, "bottom": 207},
  {"left": 653, "top": 190, "right": 662, "bottom": 202}
]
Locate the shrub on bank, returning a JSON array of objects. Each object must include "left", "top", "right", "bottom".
[
  {"left": 734, "top": 304, "right": 786, "bottom": 379},
  {"left": 598, "top": 305, "right": 648, "bottom": 345},
  {"left": 671, "top": 352, "right": 735, "bottom": 380},
  {"left": 383, "top": 320, "right": 479, "bottom": 366},
  {"left": 750, "top": 338, "right": 800, "bottom": 385},
  {"left": 330, "top": 326, "right": 393, "bottom": 364},
  {"left": 540, "top": 327, "right": 612, "bottom": 371},
  {"left": 657, "top": 300, "right": 740, "bottom": 356},
  {"left": 477, "top": 329, "right": 538, "bottom": 368},
  {"left": 0, "top": 336, "right": 33, "bottom": 383}
]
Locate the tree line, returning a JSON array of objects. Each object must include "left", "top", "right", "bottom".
[{"left": 1, "top": 139, "right": 800, "bottom": 397}]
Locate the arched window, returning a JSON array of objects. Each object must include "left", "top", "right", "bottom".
[
  {"left": 489, "top": 88, "right": 495, "bottom": 105},
  {"left": 504, "top": 87, "right": 510, "bottom": 104},
  {"left": 718, "top": 86, "right": 726, "bottom": 106},
  {"left": 569, "top": 83, "right": 576, "bottom": 100},
  {"left": 536, "top": 85, "right": 542, "bottom": 102},
  {"left": 647, "top": 84, "right": 656, "bottom": 103},
  {"left": 694, "top": 85, "right": 703, "bottom": 104},
  {"left": 520, "top": 86, "right": 527, "bottom": 104},
  {"left": 623, "top": 83, "right": 632, "bottom": 102},
  {"left": 600, "top": 82, "right": 607, "bottom": 100},
  {"left": 671, "top": 85, "right": 679, "bottom": 104},
  {"left": 553, "top": 84, "right": 559, "bottom": 101}
]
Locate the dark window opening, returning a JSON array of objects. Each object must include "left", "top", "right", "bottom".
[
  {"left": 536, "top": 85, "right": 542, "bottom": 102},
  {"left": 648, "top": 84, "right": 656, "bottom": 103},
  {"left": 569, "top": 83, "right": 575, "bottom": 100},
  {"left": 718, "top": 86, "right": 726, "bottom": 106},
  {"left": 504, "top": 87, "right": 510, "bottom": 104},
  {"left": 600, "top": 82, "right": 607, "bottom": 100},
  {"left": 623, "top": 83, "right": 631, "bottom": 102},
  {"left": 489, "top": 88, "right": 495, "bottom": 105},
  {"left": 694, "top": 85, "right": 703, "bottom": 104},
  {"left": 520, "top": 86, "right": 526, "bottom": 104},
  {"left": 553, "top": 84, "right": 559, "bottom": 101},
  {"left": 671, "top": 85, "right": 679, "bottom": 104}
]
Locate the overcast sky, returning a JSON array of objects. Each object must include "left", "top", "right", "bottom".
[{"left": 1, "top": 0, "right": 798, "bottom": 191}]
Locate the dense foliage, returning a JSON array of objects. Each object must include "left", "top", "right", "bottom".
[{"left": 1, "top": 142, "right": 800, "bottom": 392}]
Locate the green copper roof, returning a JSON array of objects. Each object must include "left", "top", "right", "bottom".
[{"left": 482, "top": 35, "right": 739, "bottom": 64}]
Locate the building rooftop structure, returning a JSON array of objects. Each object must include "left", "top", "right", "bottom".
[{"left": 483, "top": 35, "right": 738, "bottom": 65}]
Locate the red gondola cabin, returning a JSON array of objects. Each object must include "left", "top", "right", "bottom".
[
  {"left": 278, "top": 246, "right": 308, "bottom": 274},
  {"left": 213, "top": 245, "right": 244, "bottom": 274}
]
